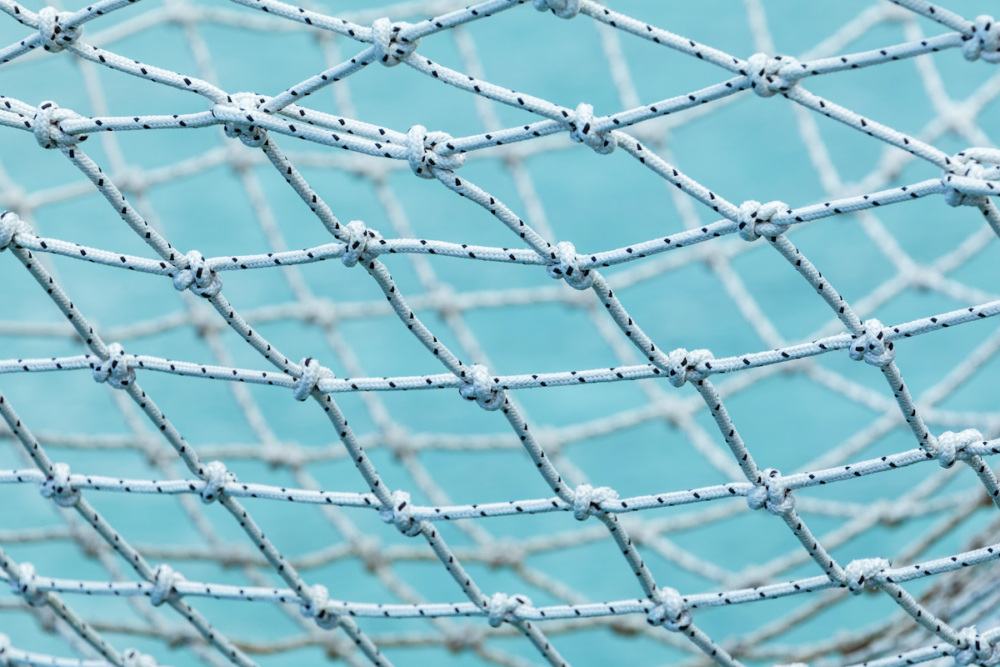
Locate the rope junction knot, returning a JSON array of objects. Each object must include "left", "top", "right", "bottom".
[
  {"left": 220, "top": 92, "right": 269, "bottom": 148},
  {"left": 486, "top": 592, "right": 531, "bottom": 627},
  {"left": 546, "top": 241, "right": 594, "bottom": 290},
  {"left": 199, "top": 460, "right": 236, "bottom": 504},
  {"left": 293, "top": 357, "right": 335, "bottom": 401},
  {"left": 942, "top": 150, "right": 1000, "bottom": 207},
  {"left": 90, "top": 342, "right": 135, "bottom": 389},
  {"left": 962, "top": 15, "right": 1000, "bottom": 63},
  {"left": 747, "top": 468, "right": 795, "bottom": 516},
  {"left": 300, "top": 583, "right": 339, "bottom": 629},
  {"left": 33, "top": 101, "right": 85, "bottom": 149},
  {"left": 122, "top": 649, "right": 159, "bottom": 667},
  {"left": 458, "top": 363, "right": 505, "bottom": 411},
  {"left": 665, "top": 348, "right": 713, "bottom": 388},
  {"left": 569, "top": 103, "right": 616, "bottom": 155},
  {"left": 172, "top": 250, "right": 223, "bottom": 297},
  {"left": 39, "top": 462, "right": 80, "bottom": 507},
  {"left": 571, "top": 483, "right": 619, "bottom": 521},
  {"left": 646, "top": 587, "right": 692, "bottom": 631},
  {"left": 848, "top": 319, "right": 895, "bottom": 367},
  {"left": 379, "top": 489, "right": 422, "bottom": 537},
  {"left": 9, "top": 562, "right": 46, "bottom": 607},
  {"left": 150, "top": 563, "right": 185, "bottom": 606},
  {"left": 0, "top": 211, "right": 31, "bottom": 251},
  {"left": 372, "top": 18, "right": 419, "bottom": 67},
  {"left": 844, "top": 557, "right": 888, "bottom": 595},
  {"left": 341, "top": 220, "right": 382, "bottom": 268},
  {"left": 406, "top": 125, "right": 465, "bottom": 178},
  {"left": 0, "top": 634, "right": 9, "bottom": 665},
  {"left": 737, "top": 200, "right": 791, "bottom": 242},
  {"left": 746, "top": 53, "right": 801, "bottom": 98},
  {"left": 934, "top": 428, "right": 985, "bottom": 468},
  {"left": 532, "top": 0, "right": 580, "bottom": 19},
  {"left": 956, "top": 627, "right": 1000, "bottom": 666},
  {"left": 37, "top": 7, "right": 82, "bottom": 53}
]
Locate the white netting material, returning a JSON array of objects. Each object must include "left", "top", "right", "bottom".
[{"left": 1, "top": 0, "right": 1000, "bottom": 666}]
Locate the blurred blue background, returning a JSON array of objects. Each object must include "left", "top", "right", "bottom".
[{"left": 2, "top": 0, "right": 1000, "bottom": 665}]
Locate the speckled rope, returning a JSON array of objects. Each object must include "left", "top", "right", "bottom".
[{"left": 2, "top": 0, "right": 1000, "bottom": 666}]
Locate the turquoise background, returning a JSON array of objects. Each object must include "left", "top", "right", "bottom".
[{"left": 2, "top": 0, "right": 1000, "bottom": 665}]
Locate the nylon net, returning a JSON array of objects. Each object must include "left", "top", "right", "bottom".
[{"left": 2, "top": 0, "right": 1000, "bottom": 666}]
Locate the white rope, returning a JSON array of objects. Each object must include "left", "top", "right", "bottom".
[{"left": 0, "top": 0, "right": 999, "bottom": 666}]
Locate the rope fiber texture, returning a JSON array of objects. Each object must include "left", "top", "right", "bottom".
[{"left": 2, "top": 0, "right": 1000, "bottom": 666}]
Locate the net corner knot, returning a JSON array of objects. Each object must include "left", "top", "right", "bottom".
[
  {"left": 747, "top": 468, "right": 795, "bottom": 516},
  {"left": 665, "top": 348, "right": 713, "bottom": 387},
  {"left": 91, "top": 342, "right": 136, "bottom": 390},
  {"left": 33, "top": 101, "right": 85, "bottom": 150},
  {"left": 39, "top": 461, "right": 80, "bottom": 508},
  {"left": 458, "top": 363, "right": 506, "bottom": 411},
  {"left": 737, "top": 200, "right": 791, "bottom": 242},
  {"left": 379, "top": 489, "right": 422, "bottom": 537},
  {"left": 0, "top": 211, "right": 32, "bottom": 252},
  {"left": 572, "top": 483, "right": 619, "bottom": 521},
  {"left": 532, "top": 0, "right": 580, "bottom": 19},
  {"left": 646, "top": 587, "right": 691, "bottom": 631},
  {"left": 848, "top": 319, "right": 895, "bottom": 367},
  {"left": 38, "top": 7, "right": 82, "bottom": 53},
  {"left": 293, "top": 357, "right": 335, "bottom": 401},
  {"left": 746, "top": 53, "right": 801, "bottom": 98},
  {"left": 486, "top": 591, "right": 532, "bottom": 627},
  {"left": 372, "top": 17, "right": 419, "bottom": 67},
  {"left": 844, "top": 557, "right": 889, "bottom": 595},
  {"left": 962, "top": 16, "right": 1000, "bottom": 63},
  {"left": 570, "top": 103, "right": 616, "bottom": 155}
]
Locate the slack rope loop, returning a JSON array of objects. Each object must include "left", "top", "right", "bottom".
[{"left": 3, "top": 1, "right": 1000, "bottom": 666}]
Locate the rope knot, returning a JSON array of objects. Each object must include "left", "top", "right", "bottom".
[
  {"left": 737, "top": 200, "right": 791, "bottom": 242},
  {"left": 569, "top": 103, "right": 616, "bottom": 154},
  {"left": 341, "top": 220, "right": 382, "bottom": 268},
  {"left": 300, "top": 583, "right": 339, "bottom": 629},
  {"left": 941, "top": 151, "right": 1000, "bottom": 207},
  {"left": 150, "top": 563, "right": 185, "bottom": 606},
  {"left": 379, "top": 489, "right": 422, "bottom": 537},
  {"left": 406, "top": 125, "right": 465, "bottom": 178},
  {"left": 848, "top": 319, "right": 895, "bottom": 367},
  {"left": 962, "top": 16, "right": 1000, "bottom": 63},
  {"left": 458, "top": 364, "right": 505, "bottom": 411},
  {"left": 571, "top": 483, "right": 619, "bottom": 521},
  {"left": 546, "top": 241, "right": 594, "bottom": 290},
  {"left": 646, "top": 587, "right": 691, "bottom": 631},
  {"left": 198, "top": 461, "right": 235, "bottom": 504},
  {"left": 532, "top": 0, "right": 580, "bottom": 19},
  {"left": 747, "top": 468, "right": 795, "bottom": 516},
  {"left": 746, "top": 53, "right": 801, "bottom": 98},
  {"left": 172, "top": 250, "right": 222, "bottom": 297},
  {"left": 39, "top": 462, "right": 80, "bottom": 507},
  {"left": 91, "top": 342, "right": 135, "bottom": 389},
  {"left": 486, "top": 592, "right": 531, "bottom": 627},
  {"left": 956, "top": 627, "right": 1000, "bottom": 666},
  {"left": 293, "top": 357, "right": 335, "bottom": 401},
  {"left": 9, "top": 562, "right": 46, "bottom": 607},
  {"left": 220, "top": 92, "right": 268, "bottom": 148},
  {"left": 122, "top": 649, "right": 159, "bottom": 667},
  {"left": 33, "top": 101, "right": 85, "bottom": 149},
  {"left": 372, "top": 18, "right": 419, "bottom": 67},
  {"left": 38, "top": 7, "right": 82, "bottom": 53},
  {"left": 934, "top": 428, "right": 984, "bottom": 468},
  {"left": 844, "top": 557, "right": 889, "bottom": 595},
  {"left": 0, "top": 634, "right": 10, "bottom": 665},
  {"left": 0, "top": 211, "right": 32, "bottom": 252},
  {"left": 665, "top": 348, "right": 713, "bottom": 388}
]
